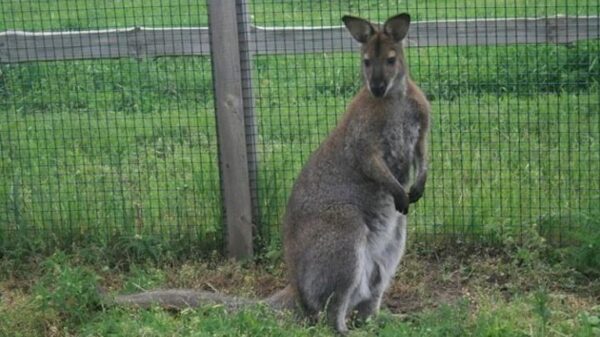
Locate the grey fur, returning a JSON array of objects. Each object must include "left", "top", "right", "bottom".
[
  {"left": 284, "top": 12, "right": 430, "bottom": 334},
  {"left": 107, "top": 13, "right": 429, "bottom": 336}
]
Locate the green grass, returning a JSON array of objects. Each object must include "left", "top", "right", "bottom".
[
  {"left": 252, "top": 41, "right": 600, "bottom": 243},
  {"left": 0, "top": 57, "right": 223, "bottom": 253},
  {"left": 1, "top": 239, "right": 599, "bottom": 337},
  {"left": 1, "top": 0, "right": 598, "bottom": 30},
  {"left": 0, "top": 0, "right": 210, "bottom": 30},
  {"left": 254, "top": 88, "right": 600, "bottom": 243},
  {"left": 1, "top": 40, "right": 599, "bottom": 253}
]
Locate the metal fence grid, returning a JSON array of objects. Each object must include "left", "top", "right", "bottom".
[
  {"left": 0, "top": 1, "right": 223, "bottom": 252},
  {"left": 247, "top": 1, "right": 600, "bottom": 247},
  {"left": 0, "top": 1, "right": 598, "bottom": 255}
]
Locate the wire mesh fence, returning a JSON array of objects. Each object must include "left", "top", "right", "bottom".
[
  {"left": 0, "top": 1, "right": 223, "bottom": 253},
  {"left": 0, "top": 1, "right": 598, "bottom": 256},
  {"left": 247, "top": 0, "right": 600, "bottom": 248}
]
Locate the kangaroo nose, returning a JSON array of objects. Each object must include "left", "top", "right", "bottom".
[{"left": 370, "top": 82, "right": 387, "bottom": 97}]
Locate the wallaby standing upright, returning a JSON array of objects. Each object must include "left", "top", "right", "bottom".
[
  {"left": 110, "top": 13, "right": 430, "bottom": 335},
  {"left": 282, "top": 13, "right": 430, "bottom": 334}
]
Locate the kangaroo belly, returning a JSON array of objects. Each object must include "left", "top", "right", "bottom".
[{"left": 351, "top": 195, "right": 407, "bottom": 306}]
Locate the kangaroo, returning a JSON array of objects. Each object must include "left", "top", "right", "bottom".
[
  {"left": 282, "top": 13, "right": 429, "bottom": 333},
  {"left": 109, "top": 13, "right": 430, "bottom": 335}
]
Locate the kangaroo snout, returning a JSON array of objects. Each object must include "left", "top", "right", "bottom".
[{"left": 369, "top": 81, "right": 388, "bottom": 97}]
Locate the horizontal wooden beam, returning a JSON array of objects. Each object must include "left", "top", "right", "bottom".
[
  {"left": 404, "top": 16, "right": 600, "bottom": 47},
  {"left": 0, "top": 27, "right": 210, "bottom": 62},
  {"left": 1, "top": 16, "right": 598, "bottom": 63}
]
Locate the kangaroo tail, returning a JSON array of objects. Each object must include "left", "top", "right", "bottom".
[
  {"left": 109, "top": 289, "right": 254, "bottom": 311},
  {"left": 265, "top": 285, "right": 297, "bottom": 311},
  {"left": 106, "top": 284, "right": 298, "bottom": 312}
]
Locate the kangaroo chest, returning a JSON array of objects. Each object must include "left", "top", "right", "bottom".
[{"left": 380, "top": 107, "right": 421, "bottom": 181}]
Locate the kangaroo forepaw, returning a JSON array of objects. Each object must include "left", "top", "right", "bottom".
[
  {"left": 394, "top": 190, "right": 409, "bottom": 214},
  {"left": 408, "top": 185, "right": 424, "bottom": 204}
]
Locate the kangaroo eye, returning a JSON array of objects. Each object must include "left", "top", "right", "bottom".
[
  {"left": 363, "top": 59, "right": 371, "bottom": 67},
  {"left": 387, "top": 57, "right": 396, "bottom": 65}
]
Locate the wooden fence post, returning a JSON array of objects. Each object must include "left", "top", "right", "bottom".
[
  {"left": 236, "top": 0, "right": 261, "bottom": 239},
  {"left": 208, "top": 0, "right": 253, "bottom": 259}
]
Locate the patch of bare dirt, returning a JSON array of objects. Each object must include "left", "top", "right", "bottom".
[
  {"left": 385, "top": 255, "right": 468, "bottom": 313},
  {"left": 158, "top": 261, "right": 287, "bottom": 299}
]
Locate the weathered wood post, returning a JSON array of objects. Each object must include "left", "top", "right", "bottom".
[
  {"left": 236, "top": 0, "right": 262, "bottom": 241},
  {"left": 208, "top": 0, "right": 254, "bottom": 259}
]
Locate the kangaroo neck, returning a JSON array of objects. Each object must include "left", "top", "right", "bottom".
[{"left": 360, "top": 85, "right": 406, "bottom": 117}]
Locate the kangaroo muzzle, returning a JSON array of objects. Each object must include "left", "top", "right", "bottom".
[{"left": 369, "top": 81, "right": 388, "bottom": 97}]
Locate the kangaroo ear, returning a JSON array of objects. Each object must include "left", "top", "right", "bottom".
[
  {"left": 384, "top": 13, "right": 411, "bottom": 42},
  {"left": 342, "top": 15, "right": 375, "bottom": 43}
]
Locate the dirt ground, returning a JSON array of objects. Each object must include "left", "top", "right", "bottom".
[{"left": 90, "top": 245, "right": 598, "bottom": 317}]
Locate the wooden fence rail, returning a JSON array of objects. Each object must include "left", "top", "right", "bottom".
[{"left": 1, "top": 16, "right": 599, "bottom": 63}]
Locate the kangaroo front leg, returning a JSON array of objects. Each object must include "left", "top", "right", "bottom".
[
  {"left": 409, "top": 121, "right": 429, "bottom": 204},
  {"left": 409, "top": 169, "right": 427, "bottom": 203},
  {"left": 360, "top": 150, "right": 410, "bottom": 214}
]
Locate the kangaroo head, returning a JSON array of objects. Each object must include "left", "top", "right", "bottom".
[{"left": 342, "top": 13, "right": 411, "bottom": 98}]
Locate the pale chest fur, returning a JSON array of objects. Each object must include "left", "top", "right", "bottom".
[{"left": 381, "top": 102, "right": 421, "bottom": 183}]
